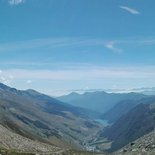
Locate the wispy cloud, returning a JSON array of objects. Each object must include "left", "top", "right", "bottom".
[
  {"left": 0, "top": 37, "right": 125, "bottom": 55},
  {"left": 105, "top": 41, "right": 122, "bottom": 53},
  {"left": 2, "top": 66, "right": 155, "bottom": 81},
  {"left": 120, "top": 6, "right": 140, "bottom": 15},
  {"left": 0, "top": 38, "right": 107, "bottom": 53},
  {"left": 1, "top": 37, "right": 155, "bottom": 56},
  {"left": 138, "top": 39, "right": 155, "bottom": 45},
  {"left": 8, "top": 0, "right": 25, "bottom": 5}
]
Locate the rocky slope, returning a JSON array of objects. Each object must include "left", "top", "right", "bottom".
[
  {"left": 115, "top": 131, "right": 155, "bottom": 155},
  {"left": 61, "top": 150, "right": 108, "bottom": 155},
  {"left": 0, "top": 124, "right": 62, "bottom": 154},
  {"left": 0, "top": 123, "right": 108, "bottom": 155}
]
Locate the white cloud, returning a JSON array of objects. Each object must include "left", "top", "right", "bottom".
[
  {"left": 1, "top": 66, "right": 155, "bottom": 96},
  {"left": 8, "top": 0, "right": 25, "bottom": 5},
  {"left": 0, "top": 76, "right": 13, "bottom": 85},
  {"left": 1, "top": 66, "right": 155, "bottom": 81},
  {"left": 105, "top": 41, "right": 122, "bottom": 53},
  {"left": 27, "top": 80, "right": 32, "bottom": 84},
  {"left": 120, "top": 6, "right": 140, "bottom": 15},
  {"left": 0, "top": 71, "right": 14, "bottom": 85}
]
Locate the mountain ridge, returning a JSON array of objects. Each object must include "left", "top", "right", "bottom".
[
  {"left": 0, "top": 83, "right": 102, "bottom": 151},
  {"left": 57, "top": 91, "right": 147, "bottom": 113},
  {"left": 99, "top": 100, "right": 155, "bottom": 152}
]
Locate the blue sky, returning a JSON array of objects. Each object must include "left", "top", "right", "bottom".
[{"left": 0, "top": 0, "right": 155, "bottom": 95}]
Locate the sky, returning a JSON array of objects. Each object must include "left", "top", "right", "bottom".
[{"left": 0, "top": 0, "right": 155, "bottom": 96}]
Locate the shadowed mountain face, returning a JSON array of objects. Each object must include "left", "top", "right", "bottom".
[
  {"left": 101, "top": 96, "right": 155, "bottom": 123},
  {"left": 99, "top": 99, "right": 155, "bottom": 152},
  {"left": 0, "top": 83, "right": 101, "bottom": 150},
  {"left": 57, "top": 91, "right": 147, "bottom": 113}
]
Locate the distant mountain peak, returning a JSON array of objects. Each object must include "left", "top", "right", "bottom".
[
  {"left": 26, "top": 89, "right": 40, "bottom": 94},
  {"left": 69, "top": 92, "right": 79, "bottom": 95},
  {"left": 0, "top": 82, "right": 10, "bottom": 90}
]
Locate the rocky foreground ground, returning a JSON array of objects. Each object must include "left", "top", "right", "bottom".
[
  {"left": 114, "top": 131, "right": 155, "bottom": 155},
  {"left": 2, "top": 122, "right": 155, "bottom": 155},
  {"left": 0, "top": 124, "right": 62, "bottom": 154},
  {"left": 0, "top": 124, "right": 108, "bottom": 155}
]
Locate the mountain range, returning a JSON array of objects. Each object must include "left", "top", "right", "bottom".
[
  {"left": 58, "top": 91, "right": 147, "bottom": 114},
  {"left": 0, "top": 83, "right": 102, "bottom": 154},
  {"left": 1, "top": 83, "right": 155, "bottom": 154}
]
